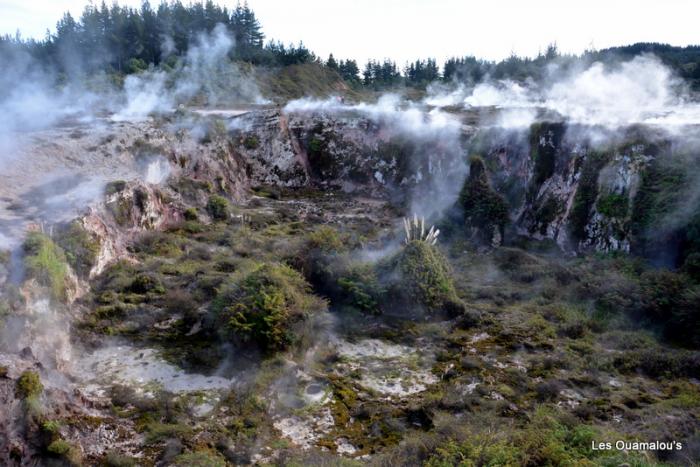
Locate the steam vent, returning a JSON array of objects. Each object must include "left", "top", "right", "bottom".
[{"left": 1, "top": 1, "right": 700, "bottom": 465}]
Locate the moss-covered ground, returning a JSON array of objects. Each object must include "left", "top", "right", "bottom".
[{"left": 64, "top": 185, "right": 700, "bottom": 466}]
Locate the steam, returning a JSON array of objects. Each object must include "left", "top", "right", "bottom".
[
  {"left": 144, "top": 158, "right": 172, "bottom": 185},
  {"left": 544, "top": 56, "right": 685, "bottom": 126},
  {"left": 114, "top": 24, "right": 266, "bottom": 122},
  {"left": 0, "top": 45, "right": 102, "bottom": 164},
  {"left": 427, "top": 55, "right": 698, "bottom": 128}
]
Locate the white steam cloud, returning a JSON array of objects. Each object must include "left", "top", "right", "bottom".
[
  {"left": 426, "top": 55, "right": 699, "bottom": 128},
  {"left": 114, "top": 24, "right": 267, "bottom": 122}
]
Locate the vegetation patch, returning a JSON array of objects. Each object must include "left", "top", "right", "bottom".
[
  {"left": 458, "top": 156, "right": 509, "bottom": 243},
  {"left": 381, "top": 240, "right": 463, "bottom": 315},
  {"left": 23, "top": 232, "right": 69, "bottom": 301},
  {"left": 16, "top": 370, "right": 43, "bottom": 399},
  {"left": 570, "top": 150, "right": 611, "bottom": 242},
  {"left": 213, "top": 263, "right": 326, "bottom": 352}
]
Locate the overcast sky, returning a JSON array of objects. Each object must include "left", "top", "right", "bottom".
[{"left": 1, "top": 0, "right": 698, "bottom": 65}]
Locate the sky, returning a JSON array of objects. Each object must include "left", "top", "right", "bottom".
[{"left": 1, "top": 0, "right": 698, "bottom": 66}]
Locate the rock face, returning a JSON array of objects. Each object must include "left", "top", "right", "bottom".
[{"left": 475, "top": 121, "right": 699, "bottom": 266}]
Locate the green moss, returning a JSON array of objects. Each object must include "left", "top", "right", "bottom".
[
  {"left": 213, "top": 263, "right": 325, "bottom": 352},
  {"left": 459, "top": 156, "right": 509, "bottom": 242},
  {"left": 596, "top": 192, "right": 629, "bottom": 219},
  {"left": 206, "top": 195, "right": 230, "bottom": 221},
  {"left": 23, "top": 232, "right": 69, "bottom": 301},
  {"left": 16, "top": 370, "right": 43, "bottom": 399}
]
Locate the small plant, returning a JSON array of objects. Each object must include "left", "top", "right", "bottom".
[
  {"left": 23, "top": 232, "right": 69, "bottom": 301},
  {"left": 207, "top": 195, "right": 230, "bottom": 221},
  {"left": 16, "top": 370, "right": 43, "bottom": 399},
  {"left": 243, "top": 135, "right": 259, "bottom": 149},
  {"left": 459, "top": 156, "right": 509, "bottom": 243},
  {"left": 213, "top": 263, "right": 325, "bottom": 351},
  {"left": 183, "top": 207, "right": 198, "bottom": 221},
  {"left": 47, "top": 439, "right": 82, "bottom": 465},
  {"left": 42, "top": 420, "right": 61, "bottom": 434},
  {"left": 403, "top": 214, "right": 439, "bottom": 245}
]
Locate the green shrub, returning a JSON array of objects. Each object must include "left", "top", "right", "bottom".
[
  {"left": 23, "top": 232, "right": 69, "bottom": 301},
  {"left": 243, "top": 135, "right": 259, "bottom": 149},
  {"left": 16, "top": 370, "right": 43, "bottom": 399},
  {"left": 174, "top": 450, "right": 227, "bottom": 467},
  {"left": 129, "top": 273, "right": 165, "bottom": 295},
  {"left": 206, "top": 195, "right": 230, "bottom": 221},
  {"left": 381, "top": 241, "right": 462, "bottom": 314},
  {"left": 213, "top": 263, "right": 325, "bottom": 351},
  {"left": 47, "top": 439, "right": 81, "bottom": 465},
  {"left": 145, "top": 422, "right": 193, "bottom": 444},
  {"left": 105, "top": 180, "right": 127, "bottom": 196},
  {"left": 337, "top": 263, "right": 385, "bottom": 314},
  {"left": 424, "top": 436, "right": 520, "bottom": 467},
  {"left": 596, "top": 192, "right": 629, "bottom": 219},
  {"left": 183, "top": 207, "right": 199, "bottom": 221},
  {"left": 639, "top": 270, "right": 700, "bottom": 347},
  {"left": 47, "top": 439, "right": 71, "bottom": 455},
  {"left": 306, "top": 226, "right": 346, "bottom": 253},
  {"left": 42, "top": 420, "right": 61, "bottom": 434},
  {"left": 105, "top": 451, "right": 138, "bottom": 467},
  {"left": 459, "top": 156, "right": 509, "bottom": 243},
  {"left": 55, "top": 220, "right": 100, "bottom": 278}
]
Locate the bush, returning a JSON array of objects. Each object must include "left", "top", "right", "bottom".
[
  {"left": 459, "top": 156, "right": 509, "bottom": 243},
  {"left": 16, "top": 370, "right": 43, "bottom": 399},
  {"left": 174, "top": 450, "right": 227, "bottom": 467},
  {"left": 105, "top": 451, "right": 138, "bottom": 467},
  {"left": 596, "top": 192, "right": 629, "bottom": 219},
  {"left": 206, "top": 195, "right": 230, "bottom": 221},
  {"left": 213, "top": 263, "right": 325, "bottom": 351},
  {"left": 54, "top": 220, "right": 100, "bottom": 278},
  {"left": 47, "top": 439, "right": 81, "bottom": 465},
  {"left": 337, "top": 263, "right": 385, "bottom": 314},
  {"left": 183, "top": 207, "right": 199, "bottom": 221},
  {"left": 381, "top": 241, "right": 462, "bottom": 315},
  {"left": 129, "top": 273, "right": 165, "bottom": 294},
  {"left": 243, "top": 135, "right": 259, "bottom": 149},
  {"left": 23, "top": 232, "right": 69, "bottom": 301},
  {"left": 306, "top": 226, "right": 346, "bottom": 253},
  {"left": 639, "top": 270, "right": 700, "bottom": 347}
]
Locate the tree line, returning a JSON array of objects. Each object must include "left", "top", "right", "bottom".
[{"left": 2, "top": 1, "right": 700, "bottom": 90}]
